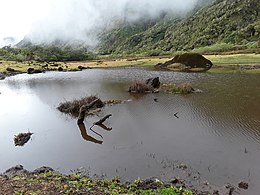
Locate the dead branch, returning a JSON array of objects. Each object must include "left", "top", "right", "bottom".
[
  {"left": 77, "top": 99, "right": 100, "bottom": 124},
  {"left": 94, "top": 114, "right": 112, "bottom": 125}
]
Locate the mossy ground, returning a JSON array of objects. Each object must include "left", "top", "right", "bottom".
[{"left": 0, "top": 171, "right": 192, "bottom": 195}]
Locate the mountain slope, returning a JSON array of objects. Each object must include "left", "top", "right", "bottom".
[{"left": 98, "top": 0, "right": 260, "bottom": 55}]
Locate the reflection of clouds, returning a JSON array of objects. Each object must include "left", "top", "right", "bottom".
[
  {"left": 3, "top": 70, "right": 260, "bottom": 144},
  {"left": 3, "top": 72, "right": 130, "bottom": 108}
]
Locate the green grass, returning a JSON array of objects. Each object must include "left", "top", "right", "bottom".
[
  {"left": 0, "top": 172, "right": 193, "bottom": 195},
  {"left": 206, "top": 54, "right": 260, "bottom": 64},
  {"left": 192, "top": 43, "right": 240, "bottom": 54},
  {"left": 1, "top": 53, "right": 259, "bottom": 76}
]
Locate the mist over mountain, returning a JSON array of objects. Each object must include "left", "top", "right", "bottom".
[
  {"left": 4, "top": 0, "right": 259, "bottom": 55},
  {"left": 98, "top": 0, "right": 260, "bottom": 55},
  {"left": 14, "top": 0, "right": 212, "bottom": 48}
]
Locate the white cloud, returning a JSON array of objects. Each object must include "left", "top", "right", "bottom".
[{"left": 0, "top": 0, "right": 202, "bottom": 47}]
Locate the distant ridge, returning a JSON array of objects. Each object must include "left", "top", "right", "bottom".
[{"left": 98, "top": 0, "right": 260, "bottom": 55}]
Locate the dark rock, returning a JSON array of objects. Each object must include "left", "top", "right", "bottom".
[
  {"left": 27, "top": 68, "right": 43, "bottom": 74},
  {"left": 27, "top": 68, "right": 35, "bottom": 74},
  {"left": 146, "top": 77, "right": 160, "bottom": 88},
  {"left": 170, "top": 177, "right": 184, "bottom": 186},
  {"left": 136, "top": 178, "right": 163, "bottom": 190},
  {"left": 78, "top": 66, "right": 92, "bottom": 70},
  {"left": 32, "top": 166, "right": 54, "bottom": 174},
  {"left": 58, "top": 67, "right": 63, "bottom": 71},
  {"left": 4, "top": 165, "right": 29, "bottom": 176},
  {"left": 32, "top": 69, "right": 43, "bottom": 73},
  {"left": 155, "top": 53, "right": 213, "bottom": 72},
  {"left": 238, "top": 181, "right": 248, "bottom": 189},
  {"left": 6, "top": 67, "right": 22, "bottom": 73},
  {"left": 6, "top": 67, "right": 15, "bottom": 72}
]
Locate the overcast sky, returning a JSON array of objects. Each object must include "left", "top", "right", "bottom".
[{"left": 0, "top": 0, "right": 200, "bottom": 47}]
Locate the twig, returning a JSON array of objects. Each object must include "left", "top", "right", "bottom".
[
  {"left": 89, "top": 127, "right": 103, "bottom": 139},
  {"left": 93, "top": 114, "right": 112, "bottom": 125}
]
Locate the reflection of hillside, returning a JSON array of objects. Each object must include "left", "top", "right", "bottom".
[{"left": 188, "top": 74, "right": 260, "bottom": 142}]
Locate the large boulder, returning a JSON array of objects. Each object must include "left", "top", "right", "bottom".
[{"left": 155, "top": 53, "right": 213, "bottom": 72}]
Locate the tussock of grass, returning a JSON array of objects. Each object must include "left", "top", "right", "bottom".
[
  {"left": 57, "top": 95, "right": 104, "bottom": 117},
  {"left": 128, "top": 80, "right": 153, "bottom": 93},
  {"left": 161, "top": 83, "right": 194, "bottom": 94}
]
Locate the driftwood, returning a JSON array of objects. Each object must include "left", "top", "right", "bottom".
[
  {"left": 93, "top": 114, "right": 112, "bottom": 126},
  {"left": 77, "top": 99, "right": 100, "bottom": 124},
  {"left": 78, "top": 123, "right": 103, "bottom": 144},
  {"left": 90, "top": 114, "right": 113, "bottom": 133}
]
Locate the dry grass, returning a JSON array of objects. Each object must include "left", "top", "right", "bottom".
[
  {"left": 57, "top": 95, "right": 104, "bottom": 117},
  {"left": 161, "top": 83, "right": 195, "bottom": 94},
  {"left": 128, "top": 80, "right": 153, "bottom": 93}
]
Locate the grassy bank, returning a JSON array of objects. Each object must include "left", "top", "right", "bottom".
[
  {"left": 1, "top": 53, "right": 260, "bottom": 77},
  {"left": 0, "top": 170, "right": 193, "bottom": 195}
]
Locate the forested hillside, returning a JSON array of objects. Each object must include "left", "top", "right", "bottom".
[{"left": 98, "top": 0, "right": 260, "bottom": 55}]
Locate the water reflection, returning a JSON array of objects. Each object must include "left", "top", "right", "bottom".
[
  {"left": 77, "top": 114, "right": 112, "bottom": 144},
  {"left": 78, "top": 123, "right": 103, "bottom": 144},
  {"left": 1, "top": 70, "right": 260, "bottom": 194}
]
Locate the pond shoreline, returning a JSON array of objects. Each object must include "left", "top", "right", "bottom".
[
  {"left": 1, "top": 53, "right": 260, "bottom": 80},
  {"left": 0, "top": 165, "right": 243, "bottom": 195}
]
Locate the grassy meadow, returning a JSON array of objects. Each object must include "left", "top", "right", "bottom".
[{"left": 1, "top": 53, "right": 260, "bottom": 75}]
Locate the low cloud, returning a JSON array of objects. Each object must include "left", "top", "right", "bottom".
[{"left": 1, "top": 0, "right": 213, "bottom": 47}]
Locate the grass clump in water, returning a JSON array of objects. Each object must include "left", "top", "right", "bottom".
[
  {"left": 128, "top": 80, "right": 153, "bottom": 94},
  {"left": 161, "top": 83, "right": 195, "bottom": 94},
  {"left": 57, "top": 95, "right": 104, "bottom": 117}
]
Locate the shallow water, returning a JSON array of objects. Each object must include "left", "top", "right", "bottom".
[{"left": 0, "top": 69, "right": 260, "bottom": 194}]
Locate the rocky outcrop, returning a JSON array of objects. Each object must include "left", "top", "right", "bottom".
[{"left": 155, "top": 53, "right": 213, "bottom": 72}]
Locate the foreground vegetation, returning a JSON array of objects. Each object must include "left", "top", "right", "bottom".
[{"left": 0, "top": 170, "right": 193, "bottom": 195}]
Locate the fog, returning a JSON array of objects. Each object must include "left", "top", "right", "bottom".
[{"left": 0, "top": 0, "right": 211, "bottom": 47}]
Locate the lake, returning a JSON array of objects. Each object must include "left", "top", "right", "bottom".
[{"left": 0, "top": 68, "right": 260, "bottom": 194}]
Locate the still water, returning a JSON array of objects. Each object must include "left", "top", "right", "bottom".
[{"left": 0, "top": 69, "right": 260, "bottom": 193}]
